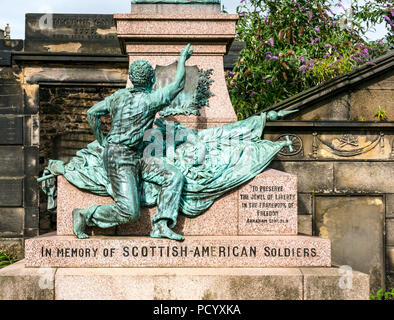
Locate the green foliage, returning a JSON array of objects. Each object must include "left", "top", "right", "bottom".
[
  {"left": 370, "top": 288, "right": 394, "bottom": 300},
  {"left": 0, "top": 250, "right": 18, "bottom": 269},
  {"left": 375, "top": 106, "right": 387, "bottom": 121},
  {"left": 227, "top": 0, "right": 393, "bottom": 120}
]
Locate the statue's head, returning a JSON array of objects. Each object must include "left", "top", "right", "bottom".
[
  {"left": 267, "top": 111, "right": 278, "bottom": 121},
  {"left": 129, "top": 60, "right": 156, "bottom": 92}
]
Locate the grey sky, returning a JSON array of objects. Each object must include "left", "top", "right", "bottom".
[{"left": 0, "top": 0, "right": 388, "bottom": 41}]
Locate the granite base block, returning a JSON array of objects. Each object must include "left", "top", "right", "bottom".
[
  {"left": 0, "top": 261, "right": 369, "bottom": 300},
  {"left": 25, "top": 233, "right": 331, "bottom": 268},
  {"left": 301, "top": 268, "right": 370, "bottom": 300},
  {"left": 0, "top": 260, "right": 55, "bottom": 300}
]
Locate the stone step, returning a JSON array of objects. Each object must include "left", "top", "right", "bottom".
[
  {"left": 57, "top": 169, "right": 298, "bottom": 236},
  {"left": 0, "top": 260, "right": 369, "bottom": 300},
  {"left": 25, "top": 233, "right": 330, "bottom": 268}
]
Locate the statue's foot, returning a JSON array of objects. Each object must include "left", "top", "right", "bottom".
[
  {"left": 150, "top": 221, "right": 185, "bottom": 242},
  {"left": 72, "top": 209, "right": 89, "bottom": 239}
]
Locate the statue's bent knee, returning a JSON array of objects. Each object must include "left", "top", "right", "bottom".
[{"left": 116, "top": 202, "right": 140, "bottom": 222}]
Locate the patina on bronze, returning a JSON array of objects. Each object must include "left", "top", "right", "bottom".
[{"left": 72, "top": 44, "right": 194, "bottom": 241}]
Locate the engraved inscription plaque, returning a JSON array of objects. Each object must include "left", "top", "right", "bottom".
[{"left": 238, "top": 169, "right": 298, "bottom": 235}]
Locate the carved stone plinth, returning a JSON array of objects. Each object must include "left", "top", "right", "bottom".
[
  {"left": 114, "top": 12, "right": 239, "bottom": 129},
  {"left": 25, "top": 233, "right": 330, "bottom": 268}
]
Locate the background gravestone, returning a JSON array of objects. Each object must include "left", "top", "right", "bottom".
[{"left": 25, "top": 14, "right": 122, "bottom": 54}]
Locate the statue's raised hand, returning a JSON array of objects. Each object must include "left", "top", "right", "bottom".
[{"left": 180, "top": 44, "right": 193, "bottom": 61}]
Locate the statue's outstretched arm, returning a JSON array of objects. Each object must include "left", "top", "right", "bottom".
[
  {"left": 163, "top": 44, "right": 194, "bottom": 102},
  {"left": 87, "top": 99, "right": 110, "bottom": 146},
  {"left": 266, "top": 109, "right": 299, "bottom": 121}
]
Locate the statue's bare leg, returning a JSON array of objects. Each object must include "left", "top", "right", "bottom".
[
  {"left": 150, "top": 219, "right": 185, "bottom": 241},
  {"left": 73, "top": 209, "right": 90, "bottom": 239}
]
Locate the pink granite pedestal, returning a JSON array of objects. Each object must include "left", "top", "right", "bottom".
[
  {"left": 25, "top": 233, "right": 331, "bottom": 268},
  {"left": 57, "top": 169, "right": 298, "bottom": 237}
]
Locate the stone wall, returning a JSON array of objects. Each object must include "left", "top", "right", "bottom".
[
  {"left": 39, "top": 86, "right": 116, "bottom": 171},
  {"left": 0, "top": 66, "right": 39, "bottom": 260}
]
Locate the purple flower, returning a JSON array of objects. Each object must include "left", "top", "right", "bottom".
[
  {"left": 379, "top": 40, "right": 384, "bottom": 45},
  {"left": 366, "top": 61, "right": 375, "bottom": 66},
  {"left": 324, "top": 44, "right": 332, "bottom": 48},
  {"left": 300, "top": 56, "right": 306, "bottom": 63},
  {"left": 251, "top": 91, "right": 257, "bottom": 96},
  {"left": 351, "top": 65, "right": 357, "bottom": 69},
  {"left": 264, "top": 51, "right": 272, "bottom": 55},
  {"left": 266, "top": 79, "right": 272, "bottom": 84},
  {"left": 226, "top": 70, "right": 234, "bottom": 77},
  {"left": 315, "top": 37, "right": 320, "bottom": 43},
  {"left": 268, "top": 38, "right": 274, "bottom": 46},
  {"left": 337, "top": 3, "right": 345, "bottom": 9},
  {"left": 308, "top": 11, "right": 313, "bottom": 21},
  {"left": 384, "top": 16, "right": 392, "bottom": 24},
  {"left": 240, "top": 0, "right": 245, "bottom": 3},
  {"left": 323, "top": 52, "right": 331, "bottom": 58},
  {"left": 333, "top": 20, "right": 337, "bottom": 26},
  {"left": 270, "top": 56, "right": 279, "bottom": 60},
  {"left": 310, "top": 37, "right": 315, "bottom": 45},
  {"left": 279, "top": 52, "right": 284, "bottom": 57},
  {"left": 264, "top": 16, "right": 268, "bottom": 24},
  {"left": 314, "top": 27, "right": 320, "bottom": 33},
  {"left": 299, "top": 65, "right": 308, "bottom": 71},
  {"left": 296, "top": 2, "right": 300, "bottom": 7},
  {"left": 291, "top": 8, "right": 294, "bottom": 12}
]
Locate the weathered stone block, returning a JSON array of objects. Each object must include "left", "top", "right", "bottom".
[
  {"left": 55, "top": 267, "right": 303, "bottom": 300},
  {"left": 350, "top": 81, "right": 394, "bottom": 121},
  {"left": 387, "top": 194, "right": 394, "bottom": 218},
  {"left": 0, "top": 146, "right": 23, "bottom": 177},
  {"left": 23, "top": 84, "right": 40, "bottom": 114},
  {"left": 301, "top": 268, "right": 370, "bottom": 300},
  {"left": 0, "top": 180, "right": 23, "bottom": 206},
  {"left": 0, "top": 208, "right": 24, "bottom": 237},
  {"left": 24, "top": 176, "right": 39, "bottom": 207},
  {"left": 386, "top": 219, "right": 394, "bottom": 246},
  {"left": 23, "top": 115, "right": 39, "bottom": 147},
  {"left": 0, "top": 92, "right": 23, "bottom": 114},
  {"left": 24, "top": 207, "right": 39, "bottom": 230},
  {"left": 386, "top": 246, "right": 394, "bottom": 273},
  {"left": 0, "top": 116, "right": 23, "bottom": 145},
  {"left": 24, "top": 147, "right": 39, "bottom": 176},
  {"left": 25, "top": 14, "right": 122, "bottom": 55},
  {"left": 298, "top": 193, "right": 313, "bottom": 214},
  {"left": 269, "top": 161, "right": 334, "bottom": 193},
  {"left": 334, "top": 162, "right": 394, "bottom": 193},
  {"left": 298, "top": 215, "right": 312, "bottom": 235},
  {"left": 315, "top": 196, "right": 385, "bottom": 293},
  {"left": 0, "top": 260, "right": 55, "bottom": 300}
]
